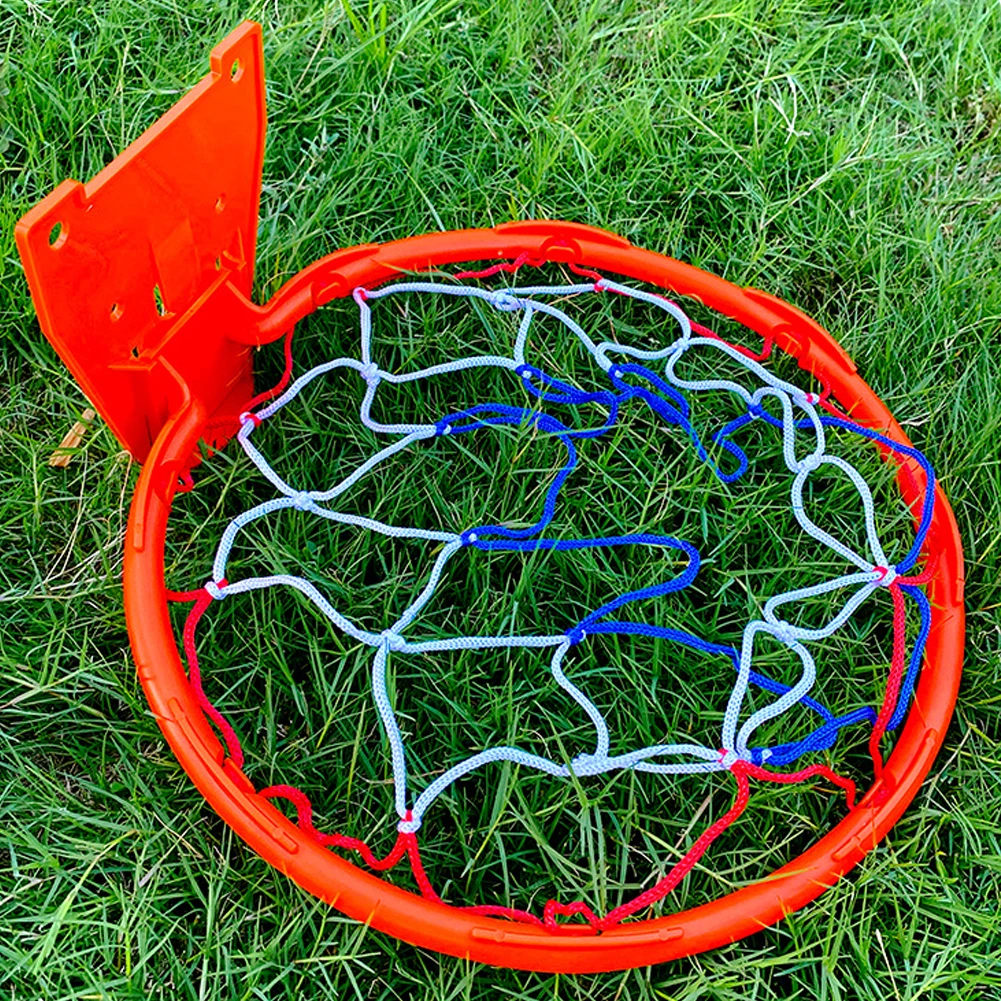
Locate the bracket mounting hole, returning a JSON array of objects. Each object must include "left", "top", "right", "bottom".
[
  {"left": 48, "top": 221, "right": 66, "bottom": 248},
  {"left": 230, "top": 59, "right": 243, "bottom": 82},
  {"left": 110, "top": 303, "right": 122, "bottom": 322}
]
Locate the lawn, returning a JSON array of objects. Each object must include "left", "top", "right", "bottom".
[{"left": 2, "top": 1, "right": 1001, "bottom": 999}]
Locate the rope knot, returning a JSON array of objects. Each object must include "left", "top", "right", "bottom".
[
  {"left": 292, "top": 491, "right": 313, "bottom": 511},
  {"left": 204, "top": 579, "right": 228, "bottom": 601},
  {"left": 565, "top": 625, "right": 587, "bottom": 646},
  {"left": 718, "top": 748, "right": 740, "bottom": 769},
  {"left": 239, "top": 411, "right": 261, "bottom": 430},
  {"left": 359, "top": 362, "right": 381, "bottom": 385},
  {"left": 770, "top": 620, "right": 798, "bottom": 646},
  {"left": 873, "top": 565, "right": 898, "bottom": 587},
  {"left": 397, "top": 810, "right": 420, "bottom": 834},
  {"left": 460, "top": 530, "right": 480, "bottom": 546},
  {"left": 489, "top": 290, "right": 522, "bottom": 312},
  {"left": 571, "top": 752, "right": 601, "bottom": 775},
  {"left": 379, "top": 629, "right": 407, "bottom": 652},
  {"left": 798, "top": 452, "right": 824, "bottom": 474}
]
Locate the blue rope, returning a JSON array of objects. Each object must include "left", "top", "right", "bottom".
[
  {"left": 192, "top": 274, "right": 941, "bottom": 831},
  {"left": 715, "top": 407, "right": 935, "bottom": 568}
]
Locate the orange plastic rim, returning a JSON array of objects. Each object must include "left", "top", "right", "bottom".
[{"left": 123, "top": 222, "right": 965, "bottom": 972}]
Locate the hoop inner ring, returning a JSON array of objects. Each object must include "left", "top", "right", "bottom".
[{"left": 124, "top": 224, "right": 964, "bottom": 973}]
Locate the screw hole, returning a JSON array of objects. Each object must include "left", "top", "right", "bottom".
[
  {"left": 110, "top": 303, "right": 122, "bottom": 322},
  {"left": 215, "top": 194, "right": 226, "bottom": 213},
  {"left": 130, "top": 346, "right": 139, "bottom": 359},
  {"left": 153, "top": 284, "right": 166, "bottom": 316},
  {"left": 48, "top": 221, "right": 66, "bottom": 248},
  {"left": 214, "top": 257, "right": 222, "bottom": 270},
  {"left": 230, "top": 59, "right": 243, "bottom": 82}
]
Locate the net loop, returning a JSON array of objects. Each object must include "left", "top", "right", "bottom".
[{"left": 173, "top": 261, "right": 938, "bottom": 930}]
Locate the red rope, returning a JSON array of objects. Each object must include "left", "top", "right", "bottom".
[
  {"left": 261, "top": 785, "right": 413, "bottom": 870},
  {"left": 738, "top": 759, "right": 856, "bottom": 809},
  {"left": 166, "top": 587, "right": 210, "bottom": 602},
  {"left": 400, "top": 830, "right": 445, "bottom": 903},
  {"left": 179, "top": 586, "right": 244, "bottom": 768},
  {"left": 382, "top": 758, "right": 854, "bottom": 934},
  {"left": 175, "top": 570, "right": 857, "bottom": 935},
  {"left": 594, "top": 765, "right": 752, "bottom": 929},
  {"left": 256, "top": 764, "right": 752, "bottom": 934},
  {"left": 242, "top": 327, "right": 296, "bottom": 412},
  {"left": 868, "top": 560, "right": 937, "bottom": 776},
  {"left": 198, "top": 327, "right": 297, "bottom": 449},
  {"left": 568, "top": 261, "right": 604, "bottom": 282},
  {"left": 455, "top": 252, "right": 545, "bottom": 280}
]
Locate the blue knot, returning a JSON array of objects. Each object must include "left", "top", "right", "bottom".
[
  {"left": 460, "top": 530, "right": 480, "bottom": 547},
  {"left": 565, "top": 624, "right": 588, "bottom": 646}
]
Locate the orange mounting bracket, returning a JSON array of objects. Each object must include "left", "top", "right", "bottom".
[{"left": 15, "top": 21, "right": 266, "bottom": 462}]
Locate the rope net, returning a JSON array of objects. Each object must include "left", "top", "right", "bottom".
[{"left": 167, "top": 261, "right": 934, "bottom": 933}]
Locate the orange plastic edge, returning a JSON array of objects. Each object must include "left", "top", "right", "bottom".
[{"left": 125, "top": 228, "right": 965, "bottom": 972}]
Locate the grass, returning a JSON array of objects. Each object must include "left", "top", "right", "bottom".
[{"left": 2, "top": 0, "right": 1001, "bottom": 998}]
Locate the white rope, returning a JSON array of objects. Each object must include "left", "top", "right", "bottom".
[{"left": 196, "top": 275, "right": 914, "bottom": 832}]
